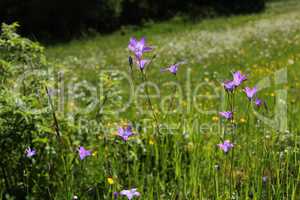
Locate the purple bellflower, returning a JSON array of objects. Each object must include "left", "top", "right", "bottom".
[
  {"left": 219, "top": 111, "right": 233, "bottom": 120},
  {"left": 136, "top": 59, "right": 149, "bottom": 71},
  {"left": 26, "top": 147, "right": 36, "bottom": 158},
  {"left": 244, "top": 87, "right": 257, "bottom": 100},
  {"left": 223, "top": 80, "right": 235, "bottom": 92},
  {"left": 161, "top": 62, "right": 183, "bottom": 75},
  {"left": 255, "top": 98, "right": 262, "bottom": 107},
  {"left": 120, "top": 188, "right": 140, "bottom": 200},
  {"left": 117, "top": 125, "right": 134, "bottom": 141},
  {"left": 218, "top": 140, "right": 234, "bottom": 153},
  {"left": 128, "top": 37, "right": 152, "bottom": 59},
  {"left": 78, "top": 146, "right": 91, "bottom": 160},
  {"left": 232, "top": 71, "right": 247, "bottom": 87},
  {"left": 113, "top": 192, "right": 119, "bottom": 199}
]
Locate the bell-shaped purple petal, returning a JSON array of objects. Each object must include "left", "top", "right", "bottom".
[
  {"left": 26, "top": 147, "right": 36, "bottom": 158},
  {"left": 128, "top": 37, "right": 138, "bottom": 52},
  {"left": 161, "top": 63, "right": 180, "bottom": 75},
  {"left": 128, "top": 37, "right": 152, "bottom": 59},
  {"left": 117, "top": 125, "right": 134, "bottom": 141},
  {"left": 137, "top": 59, "right": 149, "bottom": 70},
  {"left": 120, "top": 188, "right": 140, "bottom": 200},
  {"left": 143, "top": 46, "right": 152, "bottom": 52},
  {"left": 219, "top": 111, "right": 233, "bottom": 120},
  {"left": 232, "top": 71, "right": 247, "bottom": 86},
  {"left": 218, "top": 140, "right": 234, "bottom": 153},
  {"left": 78, "top": 146, "right": 91, "bottom": 160},
  {"left": 244, "top": 87, "right": 257, "bottom": 99},
  {"left": 223, "top": 80, "right": 235, "bottom": 92},
  {"left": 255, "top": 98, "right": 262, "bottom": 107},
  {"left": 113, "top": 192, "right": 119, "bottom": 199}
]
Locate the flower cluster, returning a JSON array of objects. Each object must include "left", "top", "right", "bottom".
[
  {"left": 128, "top": 37, "right": 152, "bottom": 71},
  {"left": 128, "top": 37, "right": 183, "bottom": 75},
  {"left": 223, "top": 71, "right": 247, "bottom": 92},
  {"left": 218, "top": 69, "right": 267, "bottom": 153},
  {"left": 23, "top": 36, "right": 274, "bottom": 199}
]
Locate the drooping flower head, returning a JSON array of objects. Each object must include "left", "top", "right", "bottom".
[
  {"left": 26, "top": 147, "right": 36, "bottom": 158},
  {"left": 128, "top": 56, "right": 133, "bottom": 67},
  {"left": 218, "top": 140, "right": 234, "bottom": 153},
  {"left": 117, "top": 125, "right": 134, "bottom": 141},
  {"left": 244, "top": 87, "right": 257, "bottom": 100},
  {"left": 120, "top": 188, "right": 140, "bottom": 200},
  {"left": 219, "top": 111, "right": 233, "bottom": 120},
  {"left": 128, "top": 37, "right": 152, "bottom": 59},
  {"left": 136, "top": 59, "right": 149, "bottom": 71},
  {"left": 255, "top": 98, "right": 262, "bottom": 107},
  {"left": 232, "top": 71, "right": 247, "bottom": 87},
  {"left": 161, "top": 63, "right": 181, "bottom": 75},
  {"left": 223, "top": 80, "right": 235, "bottom": 92},
  {"left": 78, "top": 146, "right": 91, "bottom": 160},
  {"left": 113, "top": 192, "right": 119, "bottom": 199}
]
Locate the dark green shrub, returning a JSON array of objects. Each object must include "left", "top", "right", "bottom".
[
  {"left": 215, "top": 0, "right": 266, "bottom": 14},
  {"left": 0, "top": 23, "right": 125, "bottom": 199}
]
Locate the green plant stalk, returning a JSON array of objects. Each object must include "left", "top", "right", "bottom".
[{"left": 140, "top": 69, "right": 160, "bottom": 135}]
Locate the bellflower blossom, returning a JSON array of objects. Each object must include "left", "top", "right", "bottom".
[
  {"left": 255, "top": 98, "right": 262, "bottom": 107},
  {"left": 136, "top": 59, "right": 149, "bottom": 71},
  {"left": 113, "top": 192, "right": 119, "bottom": 199},
  {"left": 232, "top": 71, "right": 247, "bottom": 87},
  {"left": 128, "top": 37, "right": 152, "bottom": 59},
  {"left": 161, "top": 62, "right": 185, "bottom": 75},
  {"left": 117, "top": 125, "right": 134, "bottom": 141},
  {"left": 223, "top": 80, "right": 235, "bottom": 92},
  {"left": 26, "top": 147, "right": 36, "bottom": 158},
  {"left": 218, "top": 140, "right": 234, "bottom": 153},
  {"left": 244, "top": 87, "right": 257, "bottom": 100},
  {"left": 78, "top": 146, "right": 91, "bottom": 160},
  {"left": 120, "top": 188, "right": 140, "bottom": 200},
  {"left": 161, "top": 63, "right": 179, "bottom": 75},
  {"left": 219, "top": 111, "right": 233, "bottom": 120}
]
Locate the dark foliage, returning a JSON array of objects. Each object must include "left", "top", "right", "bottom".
[{"left": 0, "top": 0, "right": 265, "bottom": 41}]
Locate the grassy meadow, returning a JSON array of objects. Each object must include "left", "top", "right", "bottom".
[
  {"left": 1, "top": 0, "right": 300, "bottom": 199},
  {"left": 44, "top": 0, "right": 300, "bottom": 199}
]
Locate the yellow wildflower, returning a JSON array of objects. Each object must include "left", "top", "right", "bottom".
[
  {"left": 107, "top": 177, "right": 114, "bottom": 185},
  {"left": 240, "top": 118, "right": 246, "bottom": 123},
  {"left": 149, "top": 138, "right": 155, "bottom": 145},
  {"left": 212, "top": 116, "right": 219, "bottom": 122}
]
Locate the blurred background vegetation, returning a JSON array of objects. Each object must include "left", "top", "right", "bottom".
[{"left": 0, "top": 0, "right": 266, "bottom": 41}]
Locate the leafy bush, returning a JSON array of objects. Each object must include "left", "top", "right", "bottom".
[
  {"left": 0, "top": 23, "right": 124, "bottom": 199},
  {"left": 0, "top": 23, "right": 52, "bottom": 198}
]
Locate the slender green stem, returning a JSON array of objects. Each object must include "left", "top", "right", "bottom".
[
  {"left": 140, "top": 70, "right": 160, "bottom": 134},
  {"left": 163, "top": 76, "right": 178, "bottom": 121}
]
